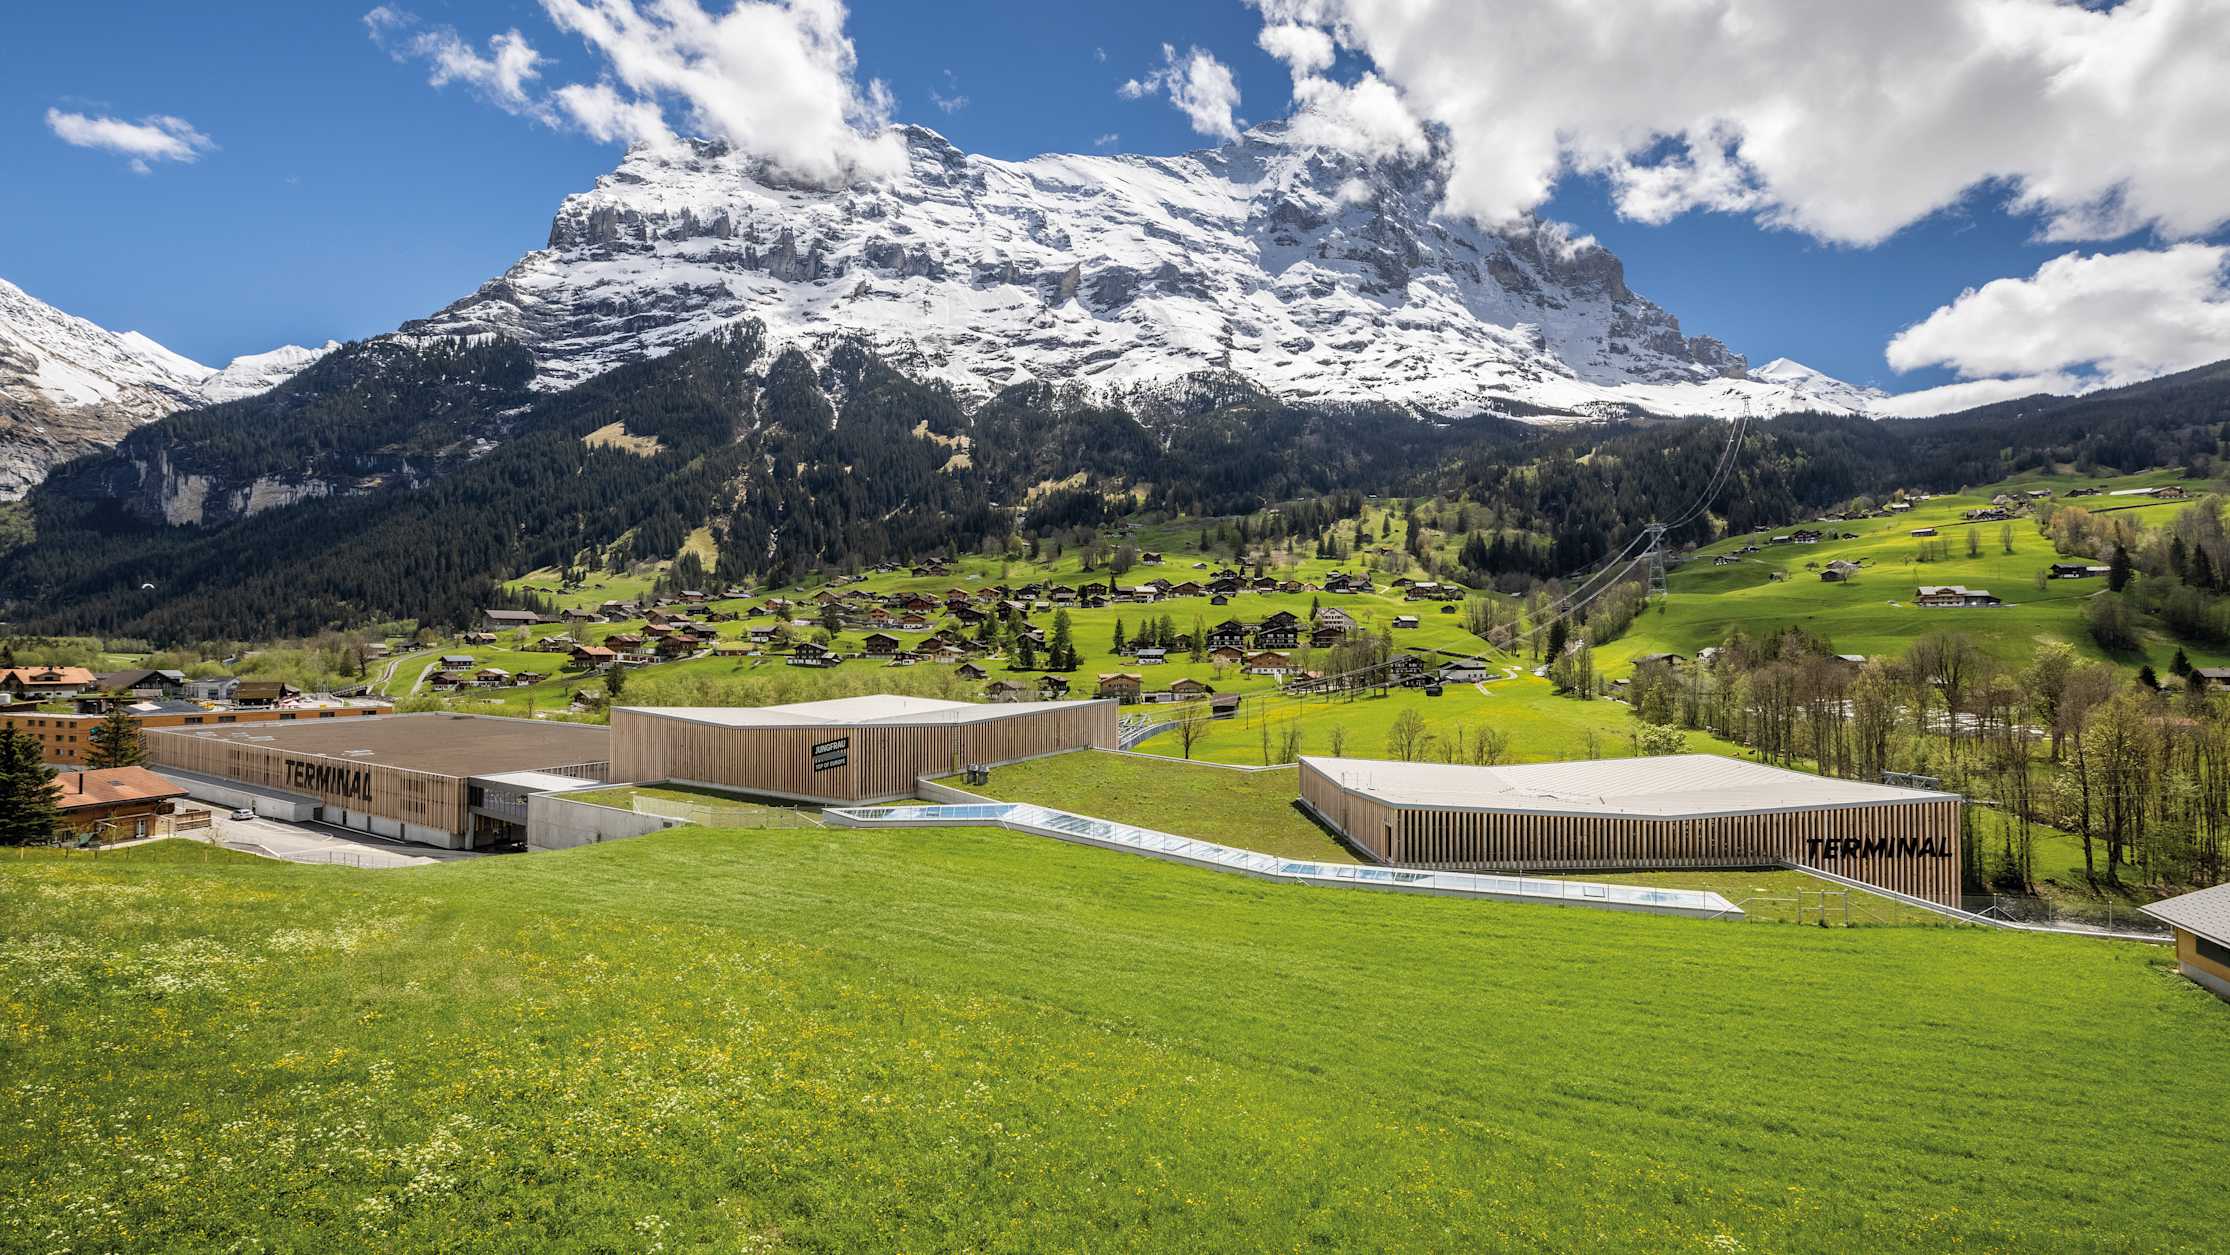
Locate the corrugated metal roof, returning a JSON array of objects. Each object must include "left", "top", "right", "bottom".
[
  {"left": 1300, "top": 754, "right": 1960, "bottom": 817},
  {"left": 2141, "top": 883, "right": 2230, "bottom": 944}
]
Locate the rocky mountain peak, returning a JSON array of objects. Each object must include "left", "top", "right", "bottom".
[
  {"left": 0, "top": 277, "right": 336, "bottom": 499},
  {"left": 405, "top": 125, "right": 1868, "bottom": 420}
]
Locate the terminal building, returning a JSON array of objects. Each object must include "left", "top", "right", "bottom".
[
  {"left": 1298, "top": 753, "right": 1964, "bottom": 905},
  {"left": 145, "top": 713, "right": 611, "bottom": 849},
  {"left": 611, "top": 695, "right": 1118, "bottom": 805}
]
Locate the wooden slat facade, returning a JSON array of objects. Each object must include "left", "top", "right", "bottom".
[
  {"left": 1299, "top": 758, "right": 1963, "bottom": 905},
  {"left": 144, "top": 730, "right": 609, "bottom": 840},
  {"left": 611, "top": 702, "right": 1119, "bottom": 804}
]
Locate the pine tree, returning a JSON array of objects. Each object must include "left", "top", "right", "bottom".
[
  {"left": 2109, "top": 544, "right": 2132, "bottom": 593},
  {"left": 2172, "top": 647, "right": 2193, "bottom": 677},
  {"left": 1111, "top": 618, "right": 1126, "bottom": 655},
  {"left": 1050, "top": 610, "right": 1076, "bottom": 672},
  {"left": 85, "top": 708, "right": 145, "bottom": 769},
  {"left": 1014, "top": 635, "right": 1037, "bottom": 669},
  {"left": 0, "top": 728, "right": 59, "bottom": 846}
]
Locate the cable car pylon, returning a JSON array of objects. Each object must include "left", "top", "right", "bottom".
[{"left": 1644, "top": 522, "right": 1669, "bottom": 604}]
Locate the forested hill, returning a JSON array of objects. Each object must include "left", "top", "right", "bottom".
[{"left": 2, "top": 323, "right": 2227, "bottom": 645}]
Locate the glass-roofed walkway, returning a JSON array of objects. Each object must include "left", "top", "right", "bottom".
[{"left": 823, "top": 802, "right": 1742, "bottom": 920}]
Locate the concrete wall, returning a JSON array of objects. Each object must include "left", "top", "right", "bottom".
[
  {"left": 159, "top": 770, "right": 317, "bottom": 822},
  {"left": 528, "top": 791, "right": 682, "bottom": 851},
  {"left": 911, "top": 776, "right": 981, "bottom": 804}
]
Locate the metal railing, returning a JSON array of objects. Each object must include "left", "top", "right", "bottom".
[{"left": 826, "top": 802, "right": 1741, "bottom": 920}]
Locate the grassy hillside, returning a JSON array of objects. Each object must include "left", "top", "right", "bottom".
[
  {"left": 1130, "top": 669, "right": 1752, "bottom": 765},
  {"left": 1601, "top": 471, "right": 2219, "bottom": 677},
  {"left": 2, "top": 832, "right": 2222, "bottom": 1251}
]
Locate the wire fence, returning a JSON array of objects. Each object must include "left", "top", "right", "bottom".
[{"left": 1959, "top": 893, "right": 2171, "bottom": 938}]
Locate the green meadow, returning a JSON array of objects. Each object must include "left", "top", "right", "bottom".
[
  {"left": 3, "top": 832, "right": 2224, "bottom": 1251},
  {"left": 1600, "top": 471, "right": 2223, "bottom": 676},
  {"left": 1132, "top": 669, "right": 1751, "bottom": 765}
]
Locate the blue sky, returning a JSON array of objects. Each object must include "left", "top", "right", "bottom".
[{"left": 5, "top": 1, "right": 2225, "bottom": 401}]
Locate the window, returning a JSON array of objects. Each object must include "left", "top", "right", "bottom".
[{"left": 2198, "top": 933, "right": 2230, "bottom": 970}]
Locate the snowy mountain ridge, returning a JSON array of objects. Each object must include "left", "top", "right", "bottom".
[
  {"left": 0, "top": 277, "right": 335, "bottom": 499},
  {"left": 404, "top": 122, "right": 1875, "bottom": 421}
]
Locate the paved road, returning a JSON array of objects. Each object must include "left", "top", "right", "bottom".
[
  {"left": 371, "top": 649, "right": 419, "bottom": 695},
  {"left": 205, "top": 810, "right": 472, "bottom": 868}
]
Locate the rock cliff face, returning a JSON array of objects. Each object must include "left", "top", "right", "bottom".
[
  {"left": 404, "top": 122, "right": 1872, "bottom": 420},
  {"left": 0, "top": 277, "right": 333, "bottom": 499}
]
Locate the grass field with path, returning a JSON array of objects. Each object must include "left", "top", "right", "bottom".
[{"left": 2, "top": 832, "right": 2222, "bottom": 1250}]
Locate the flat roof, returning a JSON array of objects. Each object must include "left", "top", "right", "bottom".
[
  {"left": 620, "top": 695, "right": 1103, "bottom": 729},
  {"left": 1300, "top": 754, "right": 1961, "bottom": 818},
  {"left": 2142, "top": 883, "right": 2230, "bottom": 945},
  {"left": 147, "top": 713, "right": 610, "bottom": 775},
  {"left": 472, "top": 769, "right": 603, "bottom": 793}
]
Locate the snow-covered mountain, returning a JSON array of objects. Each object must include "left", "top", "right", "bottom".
[
  {"left": 405, "top": 122, "right": 1874, "bottom": 421},
  {"left": 196, "top": 341, "right": 341, "bottom": 404},
  {"left": 0, "top": 277, "right": 335, "bottom": 499}
]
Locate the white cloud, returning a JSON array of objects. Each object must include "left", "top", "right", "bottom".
[
  {"left": 1254, "top": 17, "right": 1428, "bottom": 163},
  {"left": 1092, "top": 132, "right": 1121, "bottom": 149},
  {"left": 1120, "top": 43, "right": 1242, "bottom": 141},
  {"left": 1886, "top": 245, "right": 2230, "bottom": 392},
  {"left": 551, "top": 81, "right": 672, "bottom": 146},
  {"left": 537, "top": 0, "right": 905, "bottom": 183},
  {"left": 364, "top": 1, "right": 905, "bottom": 186},
  {"left": 45, "top": 108, "right": 214, "bottom": 174},
  {"left": 1283, "top": 71, "right": 1426, "bottom": 161},
  {"left": 1257, "top": 22, "right": 1334, "bottom": 76},
  {"left": 365, "top": 6, "right": 550, "bottom": 119},
  {"left": 1871, "top": 374, "right": 2085, "bottom": 418},
  {"left": 928, "top": 69, "right": 968, "bottom": 114},
  {"left": 1252, "top": 0, "right": 2230, "bottom": 246}
]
